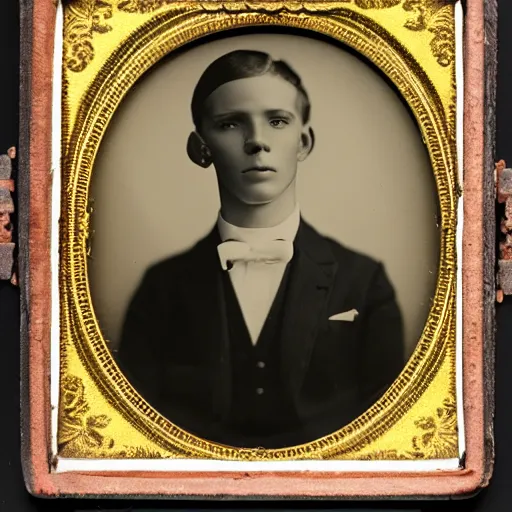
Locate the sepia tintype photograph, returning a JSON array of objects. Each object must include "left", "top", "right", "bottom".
[{"left": 88, "top": 33, "right": 439, "bottom": 450}]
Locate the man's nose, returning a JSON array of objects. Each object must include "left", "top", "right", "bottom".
[
  {"left": 243, "top": 124, "right": 270, "bottom": 155},
  {"left": 244, "top": 139, "right": 271, "bottom": 155}
]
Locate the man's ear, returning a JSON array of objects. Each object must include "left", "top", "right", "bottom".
[
  {"left": 186, "top": 131, "right": 212, "bottom": 168},
  {"left": 298, "top": 126, "right": 315, "bottom": 162}
]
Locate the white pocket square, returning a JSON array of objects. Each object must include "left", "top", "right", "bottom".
[{"left": 329, "top": 309, "right": 359, "bottom": 322}]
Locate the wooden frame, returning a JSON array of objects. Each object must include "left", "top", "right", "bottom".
[{"left": 19, "top": 0, "right": 496, "bottom": 499}]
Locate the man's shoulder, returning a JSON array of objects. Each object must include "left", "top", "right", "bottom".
[
  {"left": 304, "top": 223, "right": 394, "bottom": 298},
  {"left": 302, "top": 220, "right": 382, "bottom": 274},
  {"left": 142, "top": 228, "right": 217, "bottom": 279},
  {"left": 327, "top": 236, "right": 381, "bottom": 271}
]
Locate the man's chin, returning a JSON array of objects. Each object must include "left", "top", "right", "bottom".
[
  {"left": 238, "top": 184, "right": 286, "bottom": 204},
  {"left": 240, "top": 195, "right": 278, "bottom": 207}
]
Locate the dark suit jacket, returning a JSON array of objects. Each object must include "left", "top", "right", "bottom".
[{"left": 117, "top": 220, "right": 404, "bottom": 448}]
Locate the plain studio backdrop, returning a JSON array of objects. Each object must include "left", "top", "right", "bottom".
[{"left": 88, "top": 32, "right": 439, "bottom": 360}]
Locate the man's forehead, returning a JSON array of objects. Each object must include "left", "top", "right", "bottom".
[{"left": 203, "top": 74, "right": 302, "bottom": 114}]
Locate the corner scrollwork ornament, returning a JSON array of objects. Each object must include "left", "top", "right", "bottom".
[
  {"left": 357, "top": 397, "right": 458, "bottom": 460},
  {"left": 58, "top": 375, "right": 169, "bottom": 458},
  {"left": 64, "top": 0, "right": 113, "bottom": 73},
  {"left": 63, "top": 0, "right": 456, "bottom": 72},
  {"left": 410, "top": 397, "right": 458, "bottom": 459},
  {"left": 403, "top": 0, "right": 455, "bottom": 67},
  {"left": 58, "top": 375, "right": 114, "bottom": 457}
]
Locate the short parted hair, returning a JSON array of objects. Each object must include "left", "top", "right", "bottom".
[{"left": 191, "top": 49, "right": 312, "bottom": 130}]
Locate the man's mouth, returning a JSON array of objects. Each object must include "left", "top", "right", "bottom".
[{"left": 241, "top": 166, "right": 277, "bottom": 173}]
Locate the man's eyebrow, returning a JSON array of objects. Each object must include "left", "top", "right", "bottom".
[
  {"left": 210, "top": 109, "right": 297, "bottom": 120},
  {"left": 266, "top": 109, "right": 296, "bottom": 118},
  {"left": 210, "top": 111, "right": 246, "bottom": 121}
]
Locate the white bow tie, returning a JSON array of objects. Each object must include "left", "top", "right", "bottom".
[{"left": 217, "top": 240, "right": 294, "bottom": 271}]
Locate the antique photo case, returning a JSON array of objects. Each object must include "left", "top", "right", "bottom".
[{"left": 19, "top": 0, "right": 496, "bottom": 499}]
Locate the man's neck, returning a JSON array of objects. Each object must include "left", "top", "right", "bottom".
[{"left": 219, "top": 188, "right": 297, "bottom": 229}]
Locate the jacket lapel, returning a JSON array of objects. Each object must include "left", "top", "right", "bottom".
[
  {"left": 280, "top": 221, "right": 339, "bottom": 401},
  {"left": 180, "top": 227, "right": 232, "bottom": 421}
]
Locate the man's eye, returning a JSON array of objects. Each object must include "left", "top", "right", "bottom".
[
  {"left": 269, "top": 118, "right": 289, "bottom": 128},
  {"left": 219, "top": 122, "right": 238, "bottom": 130}
]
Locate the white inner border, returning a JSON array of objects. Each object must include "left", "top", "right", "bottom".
[
  {"left": 55, "top": 458, "right": 460, "bottom": 473},
  {"left": 50, "top": 0, "right": 64, "bottom": 460},
  {"left": 50, "top": 0, "right": 466, "bottom": 474},
  {"left": 454, "top": 0, "right": 466, "bottom": 461}
]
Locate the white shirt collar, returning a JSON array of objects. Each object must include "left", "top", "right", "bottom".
[{"left": 217, "top": 205, "right": 301, "bottom": 245}]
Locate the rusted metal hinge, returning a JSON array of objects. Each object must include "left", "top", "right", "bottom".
[
  {"left": 0, "top": 147, "right": 16, "bottom": 285},
  {"left": 497, "top": 159, "right": 511, "bottom": 302}
]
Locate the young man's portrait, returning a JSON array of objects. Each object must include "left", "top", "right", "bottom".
[{"left": 88, "top": 34, "right": 440, "bottom": 449}]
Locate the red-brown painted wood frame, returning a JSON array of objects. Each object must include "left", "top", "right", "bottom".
[{"left": 20, "top": 0, "right": 495, "bottom": 499}]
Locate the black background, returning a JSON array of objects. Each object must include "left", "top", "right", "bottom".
[{"left": 1, "top": 0, "right": 511, "bottom": 510}]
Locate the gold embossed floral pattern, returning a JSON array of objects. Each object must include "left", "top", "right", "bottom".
[
  {"left": 403, "top": 0, "right": 455, "bottom": 66},
  {"left": 355, "top": 0, "right": 400, "bottom": 7},
  {"left": 60, "top": 1, "right": 459, "bottom": 460},
  {"left": 410, "top": 397, "right": 458, "bottom": 458},
  {"left": 351, "top": 398, "right": 458, "bottom": 460},
  {"left": 117, "top": 0, "right": 171, "bottom": 12},
  {"left": 59, "top": 375, "right": 114, "bottom": 456},
  {"left": 64, "top": 0, "right": 113, "bottom": 72},
  {"left": 64, "top": 1, "right": 455, "bottom": 71},
  {"left": 59, "top": 375, "right": 170, "bottom": 458}
]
